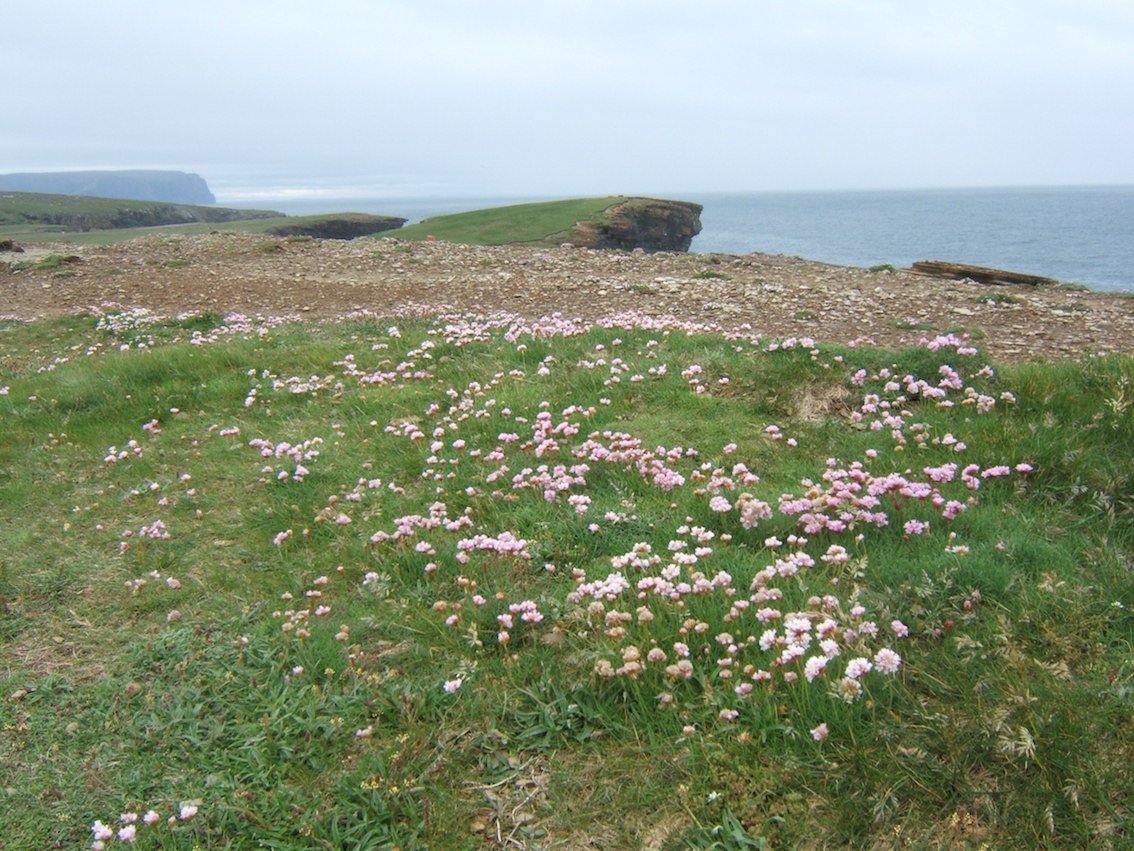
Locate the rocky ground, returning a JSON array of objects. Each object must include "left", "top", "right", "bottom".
[{"left": 3, "top": 232, "right": 1134, "bottom": 361}]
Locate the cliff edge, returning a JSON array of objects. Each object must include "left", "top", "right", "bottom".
[{"left": 566, "top": 197, "right": 703, "bottom": 252}]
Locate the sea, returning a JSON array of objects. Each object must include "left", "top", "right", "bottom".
[{"left": 232, "top": 186, "right": 1134, "bottom": 293}]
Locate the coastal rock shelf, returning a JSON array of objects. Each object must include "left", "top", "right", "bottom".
[{"left": 910, "top": 260, "right": 1059, "bottom": 287}]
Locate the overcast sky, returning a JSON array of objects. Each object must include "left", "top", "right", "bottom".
[{"left": 4, "top": 1, "right": 1133, "bottom": 202}]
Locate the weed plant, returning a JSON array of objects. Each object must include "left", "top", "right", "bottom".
[{"left": 0, "top": 309, "right": 1131, "bottom": 848}]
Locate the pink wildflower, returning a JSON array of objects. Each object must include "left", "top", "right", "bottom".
[
  {"left": 845, "top": 657, "right": 873, "bottom": 679},
  {"left": 92, "top": 821, "right": 114, "bottom": 841},
  {"left": 903, "top": 519, "right": 930, "bottom": 536},
  {"left": 873, "top": 648, "right": 902, "bottom": 674},
  {"left": 810, "top": 722, "right": 830, "bottom": 741}
]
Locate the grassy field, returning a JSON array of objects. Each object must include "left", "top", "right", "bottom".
[
  {"left": 0, "top": 192, "right": 404, "bottom": 246},
  {"left": 387, "top": 197, "right": 625, "bottom": 245},
  {"left": 1, "top": 307, "right": 1132, "bottom": 848},
  {"left": 0, "top": 191, "right": 281, "bottom": 241}
]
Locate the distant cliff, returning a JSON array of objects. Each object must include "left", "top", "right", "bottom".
[
  {"left": 566, "top": 197, "right": 702, "bottom": 252},
  {"left": 0, "top": 170, "right": 216, "bottom": 205}
]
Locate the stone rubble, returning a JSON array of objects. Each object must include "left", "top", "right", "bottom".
[{"left": 3, "top": 232, "right": 1133, "bottom": 361}]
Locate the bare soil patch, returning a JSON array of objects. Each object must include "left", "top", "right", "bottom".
[{"left": 4, "top": 232, "right": 1133, "bottom": 360}]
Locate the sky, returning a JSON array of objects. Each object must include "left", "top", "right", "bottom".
[{"left": 4, "top": 0, "right": 1134, "bottom": 202}]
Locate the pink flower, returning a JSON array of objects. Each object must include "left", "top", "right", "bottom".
[
  {"left": 804, "top": 655, "right": 830, "bottom": 682},
  {"left": 845, "top": 657, "right": 873, "bottom": 679},
  {"left": 117, "top": 824, "right": 137, "bottom": 843},
  {"left": 903, "top": 519, "right": 930, "bottom": 536},
  {"left": 92, "top": 821, "right": 114, "bottom": 841},
  {"left": 709, "top": 495, "right": 732, "bottom": 513},
  {"left": 873, "top": 648, "right": 902, "bottom": 674},
  {"left": 443, "top": 678, "right": 463, "bottom": 693},
  {"left": 810, "top": 722, "right": 830, "bottom": 741},
  {"left": 179, "top": 803, "right": 198, "bottom": 821}
]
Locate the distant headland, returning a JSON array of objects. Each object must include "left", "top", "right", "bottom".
[{"left": 0, "top": 169, "right": 217, "bottom": 205}]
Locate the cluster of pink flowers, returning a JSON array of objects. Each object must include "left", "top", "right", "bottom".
[
  {"left": 248, "top": 435, "right": 323, "bottom": 482},
  {"left": 191, "top": 310, "right": 1036, "bottom": 745},
  {"left": 90, "top": 803, "right": 197, "bottom": 848},
  {"left": 273, "top": 574, "right": 344, "bottom": 641},
  {"left": 574, "top": 431, "right": 692, "bottom": 491},
  {"left": 455, "top": 531, "right": 531, "bottom": 563},
  {"left": 768, "top": 456, "right": 1031, "bottom": 540},
  {"left": 104, "top": 439, "right": 144, "bottom": 464},
  {"left": 121, "top": 519, "right": 170, "bottom": 541}
]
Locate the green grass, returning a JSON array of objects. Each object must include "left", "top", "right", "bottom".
[
  {"left": 0, "top": 190, "right": 281, "bottom": 239},
  {"left": 0, "top": 191, "right": 402, "bottom": 246},
  {"left": 386, "top": 196, "right": 625, "bottom": 245},
  {"left": 1, "top": 309, "right": 1132, "bottom": 848}
]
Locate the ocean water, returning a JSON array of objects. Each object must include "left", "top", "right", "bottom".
[
  {"left": 691, "top": 187, "right": 1134, "bottom": 293},
  {"left": 240, "top": 186, "right": 1134, "bottom": 292}
]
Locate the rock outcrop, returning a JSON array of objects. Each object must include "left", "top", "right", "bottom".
[
  {"left": 566, "top": 197, "right": 702, "bottom": 252},
  {"left": 910, "top": 260, "right": 1059, "bottom": 287},
  {"left": 266, "top": 214, "right": 406, "bottom": 240},
  {"left": 0, "top": 170, "right": 217, "bottom": 205}
]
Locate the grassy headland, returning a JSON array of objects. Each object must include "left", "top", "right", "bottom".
[
  {"left": 387, "top": 196, "right": 625, "bottom": 245},
  {"left": 1, "top": 306, "right": 1131, "bottom": 848},
  {"left": 0, "top": 192, "right": 402, "bottom": 245}
]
